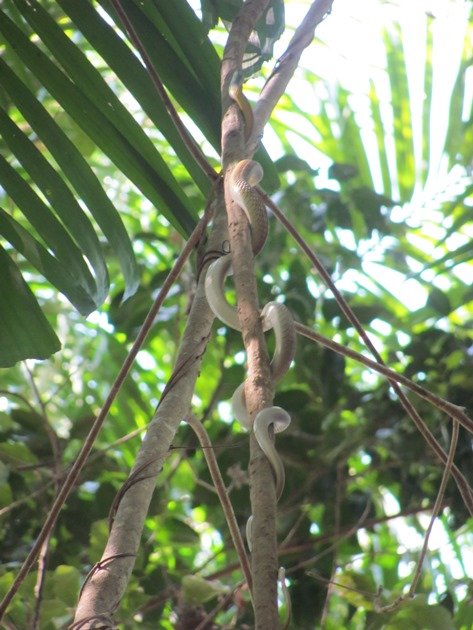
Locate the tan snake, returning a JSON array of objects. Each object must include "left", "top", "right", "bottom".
[
  {"left": 204, "top": 158, "right": 296, "bottom": 515},
  {"left": 208, "top": 73, "right": 293, "bottom": 629}
]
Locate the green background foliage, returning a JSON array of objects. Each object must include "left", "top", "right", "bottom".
[{"left": 0, "top": 0, "right": 473, "bottom": 627}]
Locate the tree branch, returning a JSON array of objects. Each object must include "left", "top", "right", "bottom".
[
  {"left": 0, "top": 204, "right": 213, "bottom": 621},
  {"left": 70, "top": 199, "right": 222, "bottom": 625},
  {"left": 221, "top": 1, "right": 282, "bottom": 627},
  {"left": 249, "top": 0, "right": 335, "bottom": 152},
  {"left": 186, "top": 414, "right": 253, "bottom": 597},
  {"left": 257, "top": 188, "right": 473, "bottom": 514},
  {"left": 295, "top": 322, "right": 473, "bottom": 514}
]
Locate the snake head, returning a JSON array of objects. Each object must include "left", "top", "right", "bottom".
[
  {"left": 229, "top": 70, "right": 244, "bottom": 98},
  {"left": 255, "top": 406, "right": 291, "bottom": 434},
  {"left": 234, "top": 159, "right": 264, "bottom": 187}
]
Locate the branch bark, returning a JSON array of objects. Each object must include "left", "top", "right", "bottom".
[
  {"left": 221, "top": 1, "right": 282, "bottom": 627},
  {"left": 72, "top": 192, "right": 227, "bottom": 627},
  {"left": 249, "top": 0, "right": 335, "bottom": 151},
  {"left": 221, "top": 3, "right": 337, "bottom": 626},
  {"left": 0, "top": 205, "right": 213, "bottom": 622}
]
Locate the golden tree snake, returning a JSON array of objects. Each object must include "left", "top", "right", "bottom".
[
  {"left": 203, "top": 76, "right": 295, "bottom": 626},
  {"left": 205, "top": 158, "right": 296, "bottom": 503}
]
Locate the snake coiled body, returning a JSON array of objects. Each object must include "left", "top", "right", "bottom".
[
  {"left": 204, "top": 159, "right": 296, "bottom": 515},
  {"left": 212, "top": 76, "right": 293, "bottom": 629}
]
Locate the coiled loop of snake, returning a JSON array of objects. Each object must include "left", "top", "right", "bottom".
[
  {"left": 205, "top": 160, "right": 267, "bottom": 330},
  {"left": 204, "top": 159, "right": 296, "bottom": 512}
]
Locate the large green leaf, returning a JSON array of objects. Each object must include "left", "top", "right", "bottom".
[
  {"left": 0, "top": 154, "right": 97, "bottom": 298},
  {"left": 7, "top": 0, "right": 197, "bottom": 234},
  {"left": 0, "top": 63, "right": 141, "bottom": 305},
  {"left": 0, "top": 8, "right": 196, "bottom": 239},
  {"left": 57, "top": 0, "right": 212, "bottom": 198},
  {"left": 369, "top": 79, "right": 392, "bottom": 200},
  {"left": 0, "top": 208, "right": 96, "bottom": 313},
  {"left": 100, "top": 0, "right": 221, "bottom": 150},
  {"left": 0, "top": 245, "right": 60, "bottom": 366},
  {"left": 421, "top": 22, "right": 433, "bottom": 188},
  {"left": 0, "top": 58, "right": 138, "bottom": 296},
  {"left": 99, "top": 0, "right": 279, "bottom": 191},
  {"left": 0, "top": 105, "right": 107, "bottom": 306},
  {"left": 384, "top": 25, "right": 415, "bottom": 201},
  {"left": 152, "top": 0, "right": 221, "bottom": 97},
  {"left": 338, "top": 87, "right": 373, "bottom": 191}
]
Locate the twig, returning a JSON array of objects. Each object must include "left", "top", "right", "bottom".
[
  {"left": 308, "top": 570, "right": 378, "bottom": 598},
  {"left": 30, "top": 533, "right": 51, "bottom": 630},
  {"left": 294, "top": 322, "right": 473, "bottom": 513},
  {"left": 206, "top": 502, "right": 446, "bottom": 582},
  {"left": 0, "top": 482, "right": 54, "bottom": 518},
  {"left": 0, "top": 206, "right": 212, "bottom": 620},
  {"left": 23, "top": 365, "right": 62, "bottom": 484},
  {"left": 259, "top": 187, "right": 473, "bottom": 513},
  {"left": 375, "top": 420, "right": 459, "bottom": 614},
  {"left": 22, "top": 368, "right": 62, "bottom": 629},
  {"left": 407, "top": 421, "right": 459, "bottom": 596},
  {"left": 186, "top": 414, "right": 252, "bottom": 597},
  {"left": 294, "top": 323, "right": 473, "bottom": 433},
  {"left": 320, "top": 463, "right": 346, "bottom": 624},
  {"left": 111, "top": 0, "right": 217, "bottom": 183},
  {"left": 250, "top": 0, "right": 334, "bottom": 150},
  {"left": 289, "top": 500, "right": 372, "bottom": 574},
  {"left": 194, "top": 585, "right": 244, "bottom": 630}
]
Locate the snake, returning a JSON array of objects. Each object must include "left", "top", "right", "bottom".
[
  {"left": 204, "top": 78, "right": 294, "bottom": 626},
  {"left": 205, "top": 159, "right": 267, "bottom": 330},
  {"left": 229, "top": 70, "right": 254, "bottom": 141},
  {"left": 204, "top": 158, "right": 296, "bottom": 515}
]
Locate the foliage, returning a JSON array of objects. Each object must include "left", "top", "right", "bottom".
[{"left": 1, "top": 0, "right": 473, "bottom": 628}]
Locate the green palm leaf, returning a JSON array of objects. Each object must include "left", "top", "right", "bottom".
[
  {"left": 0, "top": 0, "right": 281, "bottom": 364},
  {"left": 0, "top": 245, "right": 60, "bottom": 367}
]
